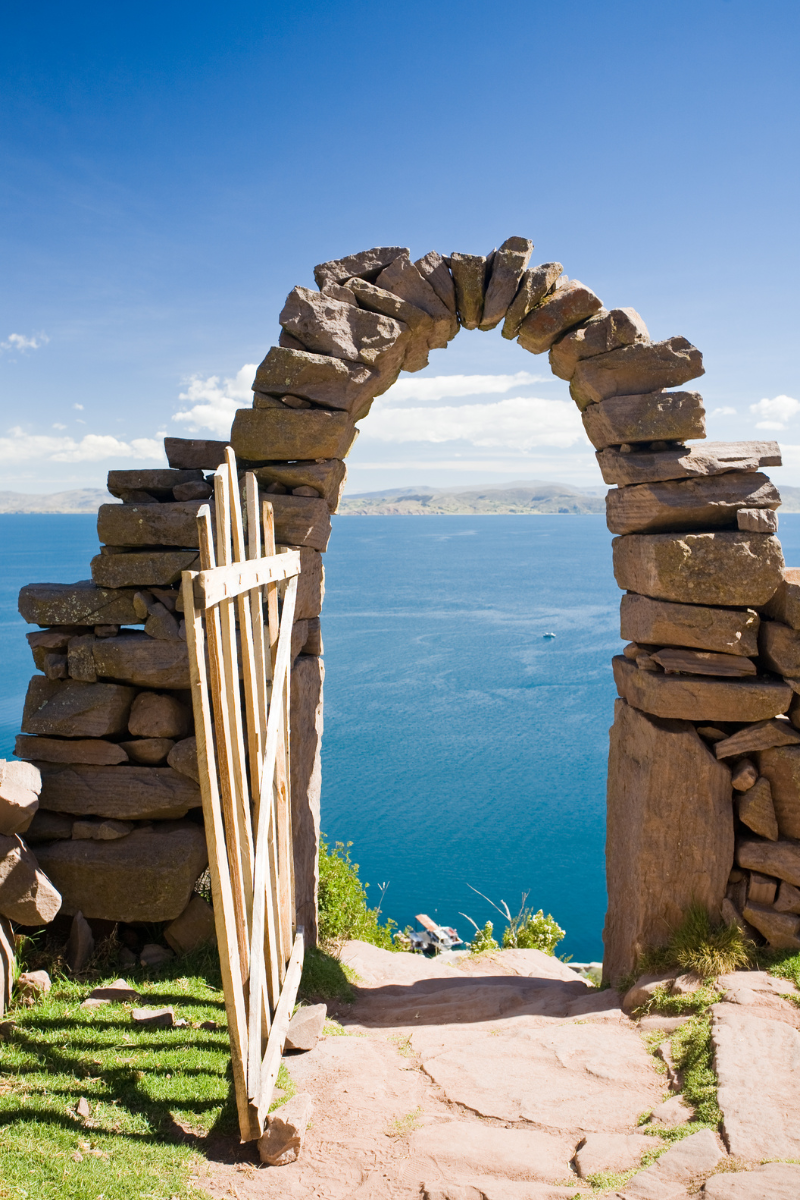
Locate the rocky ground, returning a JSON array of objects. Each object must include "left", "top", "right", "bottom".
[{"left": 197, "top": 942, "right": 800, "bottom": 1199}]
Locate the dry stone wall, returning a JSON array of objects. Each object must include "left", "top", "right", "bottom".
[{"left": 3, "top": 236, "right": 797, "bottom": 984}]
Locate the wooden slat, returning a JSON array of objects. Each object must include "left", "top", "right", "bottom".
[
  {"left": 195, "top": 550, "right": 300, "bottom": 607},
  {"left": 262, "top": 501, "right": 281, "bottom": 673},
  {"left": 247, "top": 572, "right": 299, "bottom": 1099},
  {"left": 181, "top": 567, "right": 256, "bottom": 1142},
  {"left": 252, "top": 929, "right": 305, "bottom": 1134},
  {"left": 228, "top": 454, "right": 264, "bottom": 808}
]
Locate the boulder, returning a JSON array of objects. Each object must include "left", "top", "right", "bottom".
[
  {"left": 479, "top": 236, "right": 534, "bottom": 330},
  {"left": 501, "top": 261, "right": 563, "bottom": 339},
  {"left": 345, "top": 277, "right": 437, "bottom": 370},
  {"left": 604, "top": 699, "right": 733, "bottom": 984},
  {"left": 128, "top": 691, "right": 190, "bottom": 739},
  {"left": 598, "top": 439, "right": 781, "bottom": 487},
  {"left": 252, "top": 460, "right": 347, "bottom": 512},
  {"left": 649, "top": 647, "right": 755, "bottom": 677},
  {"left": 743, "top": 901, "right": 800, "bottom": 947},
  {"left": 17, "top": 969, "right": 52, "bottom": 999},
  {"left": 37, "top": 763, "right": 201, "bottom": 820},
  {"left": 549, "top": 307, "right": 649, "bottom": 380},
  {"left": 606, "top": 472, "right": 780, "bottom": 536},
  {"left": 570, "top": 335, "right": 704, "bottom": 408},
  {"left": 619, "top": 1128, "right": 722, "bottom": 1199},
  {"left": 65, "top": 911, "right": 95, "bottom": 973},
  {"left": 0, "top": 834, "right": 61, "bottom": 925},
  {"left": 18, "top": 581, "right": 141, "bottom": 627},
  {"left": 414, "top": 250, "right": 457, "bottom": 312},
  {"left": 164, "top": 437, "right": 228, "bottom": 470},
  {"left": 258, "top": 1093, "right": 312, "bottom": 1166},
  {"left": 266, "top": 494, "right": 331, "bottom": 552},
  {"left": 775, "top": 880, "right": 800, "bottom": 914},
  {"left": 762, "top": 567, "right": 800, "bottom": 630},
  {"left": 279, "top": 286, "right": 408, "bottom": 371},
  {"left": 15, "top": 735, "right": 129, "bottom": 765},
  {"left": 231, "top": 408, "right": 358, "bottom": 463},
  {"left": 737, "top": 777, "right": 779, "bottom": 840},
  {"left": 120, "top": 738, "right": 173, "bottom": 765},
  {"left": 376, "top": 251, "right": 457, "bottom": 345},
  {"left": 164, "top": 894, "right": 216, "bottom": 954},
  {"left": 97, "top": 501, "right": 207, "bottom": 549},
  {"left": 449, "top": 252, "right": 491, "bottom": 328},
  {"left": 22, "top": 677, "right": 136, "bottom": 738},
  {"left": 132, "top": 1005, "right": 174, "bottom": 1026},
  {"left": 291, "top": 656, "right": 324, "bottom": 944},
  {"left": 703, "top": 1162, "right": 800, "bottom": 1199},
  {"left": 167, "top": 737, "right": 200, "bottom": 783},
  {"left": 582, "top": 388, "right": 705, "bottom": 450},
  {"left": 612, "top": 530, "right": 784, "bottom": 607},
  {"left": 517, "top": 280, "right": 603, "bottom": 354},
  {"left": 712, "top": 1001, "right": 800, "bottom": 1159},
  {"left": 107, "top": 469, "right": 204, "bottom": 498},
  {"left": 0, "top": 760, "right": 41, "bottom": 836},
  {"left": 91, "top": 550, "right": 199, "bottom": 589},
  {"left": 252, "top": 346, "right": 379, "bottom": 413},
  {"left": 295, "top": 548, "right": 325, "bottom": 621},
  {"left": 284, "top": 1002, "right": 326, "bottom": 1051},
  {"left": 757, "top": 745, "right": 800, "bottom": 838},
  {"left": 737, "top": 838, "right": 800, "bottom": 886},
  {"left": 714, "top": 719, "right": 800, "bottom": 758},
  {"left": 91, "top": 634, "right": 190, "bottom": 688},
  {"left": 35, "top": 821, "right": 207, "bottom": 921},
  {"left": 738, "top": 507, "right": 778, "bottom": 533},
  {"left": 313, "top": 246, "right": 406, "bottom": 289},
  {"left": 759, "top": 619, "right": 800, "bottom": 677},
  {"left": 613, "top": 656, "right": 790, "bottom": 722},
  {"left": 619, "top": 593, "right": 759, "bottom": 657},
  {"left": 573, "top": 1131, "right": 656, "bottom": 1179}
]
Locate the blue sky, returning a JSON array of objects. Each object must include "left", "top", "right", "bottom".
[{"left": 1, "top": 0, "right": 798, "bottom": 493}]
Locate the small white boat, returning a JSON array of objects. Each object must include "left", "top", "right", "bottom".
[
  {"left": 543, "top": 632, "right": 556, "bottom": 639},
  {"left": 409, "top": 913, "right": 463, "bottom": 954}
]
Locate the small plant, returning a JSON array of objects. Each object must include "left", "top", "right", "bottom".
[
  {"left": 460, "top": 886, "right": 565, "bottom": 956},
  {"left": 317, "top": 836, "right": 397, "bottom": 950},
  {"left": 634, "top": 904, "right": 753, "bottom": 982},
  {"left": 460, "top": 918, "right": 499, "bottom": 954},
  {"left": 385, "top": 1107, "right": 422, "bottom": 1137}
]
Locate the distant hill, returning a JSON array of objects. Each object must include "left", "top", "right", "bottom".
[
  {"left": 0, "top": 489, "right": 119, "bottom": 514},
  {"left": 338, "top": 480, "right": 606, "bottom": 515}
]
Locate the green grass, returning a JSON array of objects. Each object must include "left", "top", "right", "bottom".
[
  {"left": 298, "top": 945, "right": 358, "bottom": 1003},
  {"left": 633, "top": 905, "right": 752, "bottom": 983},
  {"left": 0, "top": 944, "right": 239, "bottom": 1200}
]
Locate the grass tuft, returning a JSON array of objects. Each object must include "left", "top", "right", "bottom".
[
  {"left": 298, "top": 945, "right": 358, "bottom": 1003},
  {"left": 634, "top": 904, "right": 753, "bottom": 982},
  {"left": 384, "top": 1107, "right": 422, "bottom": 1138}
]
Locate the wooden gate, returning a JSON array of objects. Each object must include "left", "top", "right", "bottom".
[{"left": 182, "top": 447, "right": 304, "bottom": 1141}]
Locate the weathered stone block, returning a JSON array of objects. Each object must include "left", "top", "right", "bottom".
[
  {"left": 295, "top": 548, "right": 324, "bottom": 620},
  {"left": 612, "top": 531, "right": 784, "bottom": 607},
  {"left": 14, "top": 735, "right": 129, "bottom": 765},
  {"left": 268, "top": 495, "right": 331, "bottom": 552},
  {"left": 571, "top": 336, "right": 704, "bottom": 408},
  {"left": 345, "top": 278, "right": 435, "bottom": 371},
  {"left": 73, "top": 817, "right": 134, "bottom": 840},
  {"left": 501, "top": 261, "right": 562, "bottom": 340},
  {"left": 517, "top": 280, "right": 603, "bottom": 354},
  {"left": 414, "top": 250, "right": 457, "bottom": 313},
  {"left": 279, "top": 286, "right": 408, "bottom": 371},
  {"left": 19, "top": 582, "right": 141, "bottom": 627},
  {"left": 582, "top": 390, "right": 705, "bottom": 451},
  {"left": 252, "top": 345, "right": 380, "bottom": 413},
  {"left": 231, "top": 408, "right": 357, "bottom": 463},
  {"left": 619, "top": 593, "right": 759, "bottom": 656},
  {"left": 128, "top": 692, "right": 190, "bottom": 739},
  {"left": 167, "top": 737, "right": 199, "bottom": 783},
  {"left": 738, "top": 776, "right": 779, "bottom": 840},
  {"left": 119, "top": 738, "right": 173, "bottom": 765},
  {"left": 22, "top": 677, "right": 136, "bottom": 738},
  {"left": 313, "top": 246, "right": 406, "bottom": 289},
  {"left": 613, "top": 656, "right": 790, "bottom": 722},
  {"left": 37, "top": 762, "right": 201, "bottom": 820},
  {"left": 743, "top": 902, "right": 800, "bottom": 947},
  {"left": 650, "top": 646, "right": 755, "bottom": 676},
  {"left": 292, "top": 655, "right": 324, "bottom": 944},
  {"left": 92, "top": 634, "right": 190, "bottom": 688},
  {"left": 284, "top": 1002, "right": 326, "bottom": 1051},
  {"left": 107, "top": 469, "right": 203, "bottom": 498},
  {"left": 0, "top": 835, "right": 61, "bottom": 925},
  {"left": 91, "top": 550, "right": 199, "bottom": 588},
  {"left": 598, "top": 440, "right": 781, "bottom": 487},
  {"left": 257, "top": 1092, "right": 313, "bottom": 1166},
  {"left": 0, "top": 760, "right": 40, "bottom": 835},
  {"left": 97, "top": 502, "right": 206, "bottom": 549},
  {"left": 449, "top": 251, "right": 490, "bottom": 328},
  {"left": 759, "top": 620, "right": 800, "bottom": 677},
  {"left": 35, "top": 822, "right": 207, "bottom": 922},
  {"left": 757, "top": 745, "right": 800, "bottom": 838},
  {"left": 737, "top": 838, "right": 800, "bottom": 885},
  {"left": 550, "top": 307, "right": 649, "bottom": 380},
  {"left": 714, "top": 719, "right": 800, "bottom": 758},
  {"left": 164, "top": 894, "right": 216, "bottom": 954},
  {"left": 480, "top": 236, "right": 534, "bottom": 330},
  {"left": 252, "top": 460, "right": 346, "bottom": 512},
  {"left": 376, "top": 252, "right": 457, "bottom": 345},
  {"left": 603, "top": 699, "right": 733, "bottom": 985},
  {"left": 164, "top": 437, "right": 228, "bottom": 470},
  {"left": 762, "top": 568, "right": 800, "bottom": 630},
  {"left": 25, "top": 811, "right": 73, "bottom": 841},
  {"left": 738, "top": 507, "right": 778, "bottom": 533},
  {"left": 606, "top": 472, "right": 780, "bottom": 536}
]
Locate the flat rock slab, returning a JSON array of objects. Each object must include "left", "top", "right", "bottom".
[
  {"left": 619, "top": 594, "right": 759, "bottom": 657},
  {"left": 18, "top": 582, "right": 141, "bottom": 627},
  {"left": 702, "top": 1162, "right": 800, "bottom": 1198},
  {"left": 712, "top": 1001, "right": 800, "bottom": 1159},
  {"left": 574, "top": 1132, "right": 658, "bottom": 1178},
  {"left": 613, "top": 656, "right": 790, "bottom": 722},
  {"left": 582, "top": 390, "right": 705, "bottom": 451},
  {"left": 231, "top": 407, "right": 358, "bottom": 463},
  {"left": 22, "top": 677, "right": 136, "bottom": 738},
  {"left": 618, "top": 1128, "right": 722, "bottom": 1199},
  {"left": 37, "top": 763, "right": 200, "bottom": 820},
  {"left": 410, "top": 1120, "right": 576, "bottom": 1183},
  {"left": 597, "top": 441, "right": 780, "bottom": 488},
  {"left": 606, "top": 473, "right": 779, "bottom": 536},
  {"left": 414, "top": 1021, "right": 662, "bottom": 1133}
]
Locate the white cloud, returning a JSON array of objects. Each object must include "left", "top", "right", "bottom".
[
  {"left": 364, "top": 396, "right": 586, "bottom": 450},
  {"left": 73, "top": 403, "right": 84, "bottom": 411},
  {"left": 173, "top": 364, "right": 256, "bottom": 435},
  {"left": 710, "top": 406, "right": 736, "bottom": 417},
  {"left": 0, "top": 427, "right": 164, "bottom": 463},
  {"left": 749, "top": 394, "right": 800, "bottom": 430},
  {"left": 52, "top": 423, "right": 67, "bottom": 430},
  {"left": 381, "top": 371, "right": 546, "bottom": 404},
  {"left": 0, "top": 332, "right": 49, "bottom": 354}
]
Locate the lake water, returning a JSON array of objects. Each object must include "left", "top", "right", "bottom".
[{"left": 5, "top": 513, "right": 799, "bottom": 961}]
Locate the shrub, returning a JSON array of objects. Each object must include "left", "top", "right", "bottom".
[
  {"left": 503, "top": 908, "right": 565, "bottom": 955},
  {"left": 637, "top": 904, "right": 753, "bottom": 980},
  {"left": 317, "top": 836, "right": 396, "bottom": 950},
  {"left": 469, "top": 921, "right": 499, "bottom": 954}
]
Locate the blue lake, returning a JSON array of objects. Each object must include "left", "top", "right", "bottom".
[{"left": 4, "top": 513, "right": 799, "bottom": 961}]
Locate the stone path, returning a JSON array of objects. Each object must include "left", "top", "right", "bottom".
[{"left": 199, "top": 944, "right": 800, "bottom": 1200}]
